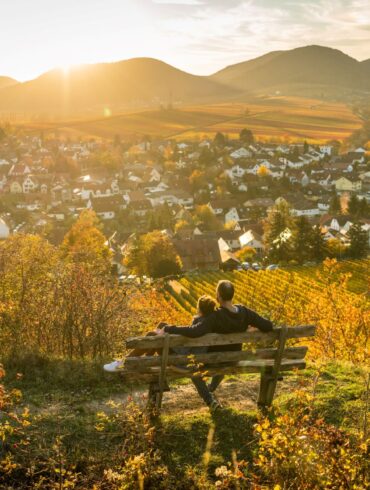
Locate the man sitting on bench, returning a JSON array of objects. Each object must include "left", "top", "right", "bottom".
[{"left": 156, "top": 280, "right": 273, "bottom": 411}]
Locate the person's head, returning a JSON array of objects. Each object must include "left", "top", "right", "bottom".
[
  {"left": 197, "top": 295, "right": 216, "bottom": 317},
  {"left": 216, "top": 280, "right": 235, "bottom": 304}
]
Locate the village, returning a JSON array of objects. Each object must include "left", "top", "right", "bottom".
[{"left": 0, "top": 128, "right": 369, "bottom": 274}]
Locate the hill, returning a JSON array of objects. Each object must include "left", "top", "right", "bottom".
[
  {"left": 0, "top": 76, "right": 17, "bottom": 89},
  {"left": 211, "top": 45, "right": 370, "bottom": 96},
  {"left": 0, "top": 58, "right": 232, "bottom": 116},
  {"left": 0, "top": 45, "right": 369, "bottom": 118}
]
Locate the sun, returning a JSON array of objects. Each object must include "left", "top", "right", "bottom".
[{"left": 58, "top": 63, "right": 73, "bottom": 76}]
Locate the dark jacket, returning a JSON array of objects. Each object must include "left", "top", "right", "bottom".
[{"left": 163, "top": 305, "right": 273, "bottom": 352}]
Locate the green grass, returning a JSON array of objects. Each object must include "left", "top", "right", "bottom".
[{"left": 3, "top": 358, "right": 368, "bottom": 475}]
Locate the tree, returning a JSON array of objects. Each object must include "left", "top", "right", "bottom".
[
  {"left": 257, "top": 165, "right": 269, "bottom": 178},
  {"left": 175, "top": 219, "right": 193, "bottom": 233},
  {"left": 189, "top": 169, "right": 206, "bottom": 193},
  {"left": 239, "top": 128, "right": 254, "bottom": 145},
  {"left": 198, "top": 147, "right": 214, "bottom": 167},
  {"left": 292, "top": 216, "right": 312, "bottom": 264},
  {"left": 125, "top": 231, "right": 182, "bottom": 278},
  {"left": 329, "top": 192, "right": 341, "bottom": 214},
  {"left": 236, "top": 246, "right": 256, "bottom": 262},
  {"left": 358, "top": 198, "right": 369, "bottom": 218},
  {"left": 194, "top": 205, "right": 224, "bottom": 231},
  {"left": 347, "top": 194, "right": 360, "bottom": 217},
  {"left": 326, "top": 238, "right": 347, "bottom": 259},
  {"left": 309, "top": 225, "right": 327, "bottom": 262},
  {"left": 264, "top": 200, "right": 294, "bottom": 263},
  {"left": 348, "top": 223, "right": 368, "bottom": 258},
  {"left": 60, "top": 209, "right": 111, "bottom": 272},
  {"left": 303, "top": 140, "right": 309, "bottom": 154},
  {"left": 214, "top": 132, "right": 226, "bottom": 147}
]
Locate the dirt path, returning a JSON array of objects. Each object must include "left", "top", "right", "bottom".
[{"left": 88, "top": 375, "right": 298, "bottom": 416}]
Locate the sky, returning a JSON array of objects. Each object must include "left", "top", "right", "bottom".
[{"left": 1, "top": 0, "right": 370, "bottom": 81}]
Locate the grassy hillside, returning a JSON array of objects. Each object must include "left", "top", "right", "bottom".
[
  {"left": 1, "top": 247, "right": 369, "bottom": 487},
  {"left": 19, "top": 95, "right": 362, "bottom": 143},
  {"left": 1, "top": 358, "right": 368, "bottom": 488}
]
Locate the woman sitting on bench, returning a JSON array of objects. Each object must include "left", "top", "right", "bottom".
[{"left": 103, "top": 295, "right": 216, "bottom": 369}]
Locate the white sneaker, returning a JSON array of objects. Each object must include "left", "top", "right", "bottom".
[{"left": 103, "top": 360, "right": 124, "bottom": 372}]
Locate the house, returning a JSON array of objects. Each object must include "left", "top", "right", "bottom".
[
  {"left": 22, "top": 175, "right": 39, "bottom": 193},
  {"left": 219, "top": 245, "right": 240, "bottom": 271},
  {"left": 224, "top": 207, "right": 240, "bottom": 224},
  {"left": 239, "top": 230, "right": 264, "bottom": 253},
  {"left": 243, "top": 198, "right": 274, "bottom": 215},
  {"left": 225, "top": 164, "right": 246, "bottom": 179},
  {"left": 320, "top": 215, "right": 353, "bottom": 233},
  {"left": 172, "top": 238, "right": 221, "bottom": 271},
  {"left": 8, "top": 164, "right": 31, "bottom": 176},
  {"left": 335, "top": 176, "right": 362, "bottom": 193},
  {"left": 47, "top": 204, "right": 68, "bottom": 221},
  {"left": 130, "top": 199, "right": 153, "bottom": 217},
  {"left": 0, "top": 217, "right": 10, "bottom": 239},
  {"left": 230, "top": 148, "right": 252, "bottom": 159},
  {"left": 208, "top": 199, "right": 237, "bottom": 216},
  {"left": 88, "top": 196, "right": 123, "bottom": 220},
  {"left": 317, "top": 196, "right": 331, "bottom": 213},
  {"left": 280, "top": 157, "right": 305, "bottom": 169},
  {"left": 214, "top": 230, "right": 242, "bottom": 251},
  {"left": 51, "top": 184, "right": 72, "bottom": 203},
  {"left": 9, "top": 179, "right": 23, "bottom": 194},
  {"left": 148, "top": 190, "right": 193, "bottom": 208},
  {"left": 291, "top": 200, "right": 321, "bottom": 217},
  {"left": 319, "top": 145, "right": 333, "bottom": 156}
]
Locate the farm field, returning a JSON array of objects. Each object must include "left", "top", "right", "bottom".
[{"left": 18, "top": 95, "right": 362, "bottom": 143}]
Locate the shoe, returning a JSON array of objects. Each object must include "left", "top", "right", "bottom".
[
  {"left": 103, "top": 360, "right": 124, "bottom": 372},
  {"left": 209, "top": 399, "right": 223, "bottom": 413}
]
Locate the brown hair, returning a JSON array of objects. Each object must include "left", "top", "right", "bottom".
[
  {"left": 197, "top": 295, "right": 216, "bottom": 316},
  {"left": 216, "top": 280, "right": 235, "bottom": 301}
]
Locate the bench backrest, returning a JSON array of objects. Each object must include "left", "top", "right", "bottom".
[{"left": 124, "top": 325, "right": 316, "bottom": 371}]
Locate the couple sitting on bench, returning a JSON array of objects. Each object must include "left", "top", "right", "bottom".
[{"left": 104, "top": 280, "right": 273, "bottom": 412}]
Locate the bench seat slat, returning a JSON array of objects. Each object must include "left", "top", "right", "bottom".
[
  {"left": 125, "top": 325, "right": 315, "bottom": 350},
  {"left": 124, "top": 346, "right": 308, "bottom": 369},
  {"left": 121, "top": 358, "right": 306, "bottom": 381}
]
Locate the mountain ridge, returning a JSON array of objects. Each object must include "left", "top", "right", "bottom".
[{"left": 0, "top": 45, "right": 368, "bottom": 117}]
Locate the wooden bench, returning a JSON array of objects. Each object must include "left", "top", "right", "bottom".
[{"left": 122, "top": 325, "right": 316, "bottom": 411}]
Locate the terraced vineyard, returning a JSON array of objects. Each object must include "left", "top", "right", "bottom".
[
  {"left": 163, "top": 259, "right": 369, "bottom": 320},
  {"left": 287, "top": 259, "right": 370, "bottom": 295}
]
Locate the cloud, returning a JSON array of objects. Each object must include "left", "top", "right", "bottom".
[{"left": 155, "top": 0, "right": 370, "bottom": 73}]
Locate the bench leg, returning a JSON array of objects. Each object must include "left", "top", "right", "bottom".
[
  {"left": 147, "top": 382, "right": 158, "bottom": 413},
  {"left": 257, "top": 368, "right": 278, "bottom": 408}
]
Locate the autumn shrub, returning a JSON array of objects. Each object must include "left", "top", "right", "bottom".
[
  {"left": 252, "top": 391, "right": 369, "bottom": 489},
  {"left": 0, "top": 234, "right": 132, "bottom": 360},
  {"left": 96, "top": 401, "right": 176, "bottom": 489},
  {"left": 305, "top": 259, "right": 369, "bottom": 364},
  {"left": 0, "top": 364, "right": 28, "bottom": 479}
]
